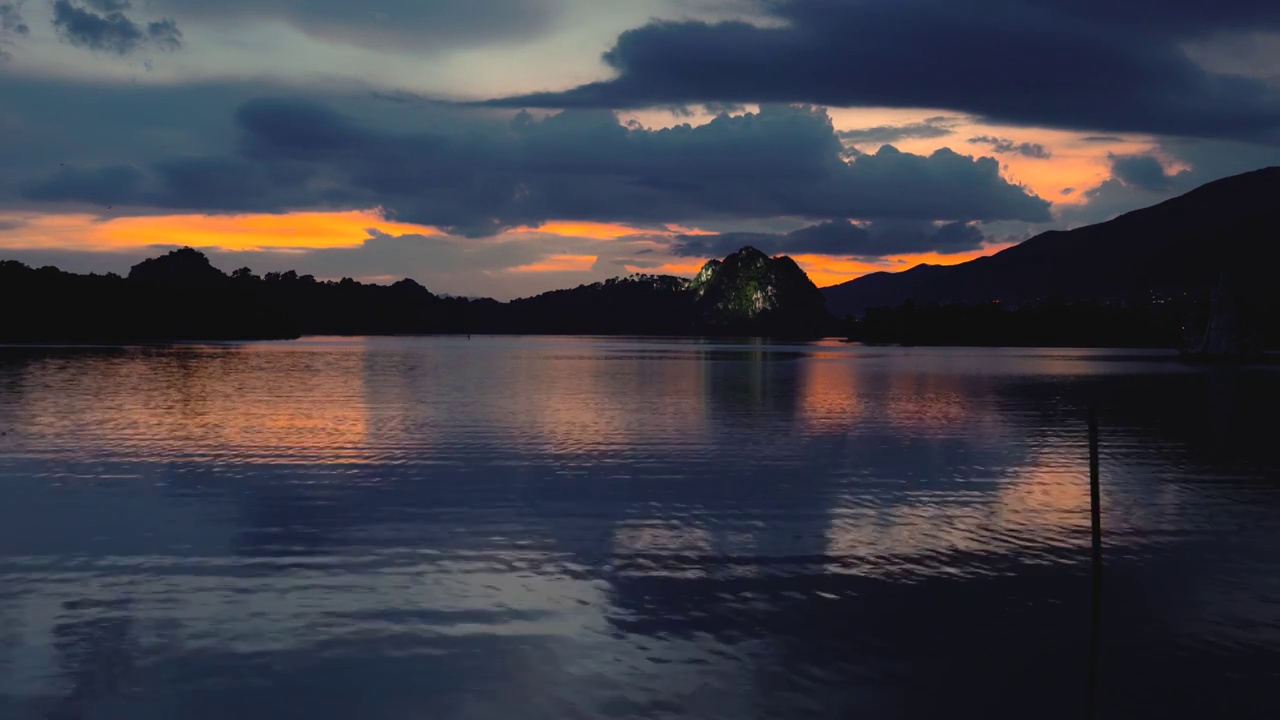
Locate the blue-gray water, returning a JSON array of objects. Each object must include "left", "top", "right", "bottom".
[{"left": 1, "top": 337, "right": 1277, "bottom": 719}]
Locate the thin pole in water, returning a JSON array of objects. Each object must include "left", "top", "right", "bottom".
[{"left": 1087, "top": 406, "right": 1103, "bottom": 718}]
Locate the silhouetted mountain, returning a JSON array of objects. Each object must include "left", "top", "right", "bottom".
[
  {"left": 0, "top": 246, "right": 833, "bottom": 343},
  {"left": 690, "top": 247, "right": 830, "bottom": 336},
  {"left": 824, "top": 167, "right": 1280, "bottom": 317}
]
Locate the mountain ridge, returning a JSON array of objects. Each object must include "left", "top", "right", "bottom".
[{"left": 823, "top": 166, "right": 1280, "bottom": 317}]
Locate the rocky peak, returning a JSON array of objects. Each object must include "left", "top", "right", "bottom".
[{"left": 691, "top": 246, "right": 830, "bottom": 332}]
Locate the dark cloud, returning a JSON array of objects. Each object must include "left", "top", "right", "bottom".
[
  {"left": 0, "top": 1, "right": 27, "bottom": 60},
  {"left": 147, "top": 17, "right": 182, "bottom": 51},
  {"left": 51, "top": 0, "right": 183, "bottom": 54},
  {"left": 839, "top": 117, "right": 960, "bottom": 146},
  {"left": 967, "top": 136, "right": 1052, "bottom": 159},
  {"left": 1062, "top": 152, "right": 1195, "bottom": 225},
  {"left": 670, "top": 219, "right": 987, "bottom": 259},
  {"left": 51, "top": 0, "right": 143, "bottom": 53},
  {"left": 1080, "top": 135, "right": 1126, "bottom": 143},
  {"left": 85, "top": 0, "right": 130, "bottom": 11},
  {"left": 0, "top": 2, "right": 28, "bottom": 35},
  {"left": 487, "top": 0, "right": 1280, "bottom": 141},
  {"left": 24, "top": 100, "right": 1050, "bottom": 235},
  {"left": 0, "top": 77, "right": 259, "bottom": 189},
  {"left": 1107, "top": 153, "right": 1179, "bottom": 192},
  {"left": 1062, "top": 139, "right": 1280, "bottom": 227},
  {"left": 24, "top": 157, "right": 317, "bottom": 211},
  {"left": 157, "top": 0, "right": 558, "bottom": 54},
  {"left": 23, "top": 164, "right": 148, "bottom": 205},
  {"left": 1060, "top": 187, "right": 1075, "bottom": 195},
  {"left": 703, "top": 101, "right": 746, "bottom": 115}
]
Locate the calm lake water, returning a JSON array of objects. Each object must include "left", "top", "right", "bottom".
[{"left": 1, "top": 337, "right": 1277, "bottom": 720}]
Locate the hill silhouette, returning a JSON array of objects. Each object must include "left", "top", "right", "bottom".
[
  {"left": 824, "top": 167, "right": 1280, "bottom": 316},
  {"left": 0, "top": 246, "right": 832, "bottom": 343}
]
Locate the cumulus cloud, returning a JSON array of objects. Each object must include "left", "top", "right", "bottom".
[
  {"left": 670, "top": 218, "right": 988, "bottom": 259},
  {"left": 23, "top": 100, "right": 1050, "bottom": 235},
  {"left": 488, "top": 0, "right": 1280, "bottom": 141},
  {"left": 1107, "top": 153, "right": 1179, "bottom": 192},
  {"left": 967, "top": 135, "right": 1052, "bottom": 159},
  {"left": 51, "top": 0, "right": 182, "bottom": 54}
]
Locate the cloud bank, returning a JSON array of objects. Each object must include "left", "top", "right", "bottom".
[
  {"left": 671, "top": 219, "right": 988, "bottom": 259},
  {"left": 489, "top": 0, "right": 1280, "bottom": 141},
  {"left": 22, "top": 100, "right": 1050, "bottom": 237}
]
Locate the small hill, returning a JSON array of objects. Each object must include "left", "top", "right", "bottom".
[{"left": 690, "top": 247, "right": 831, "bottom": 336}]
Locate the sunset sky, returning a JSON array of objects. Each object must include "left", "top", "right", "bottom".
[{"left": 2, "top": 0, "right": 1279, "bottom": 298}]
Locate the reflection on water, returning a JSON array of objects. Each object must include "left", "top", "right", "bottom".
[{"left": 1, "top": 337, "right": 1277, "bottom": 719}]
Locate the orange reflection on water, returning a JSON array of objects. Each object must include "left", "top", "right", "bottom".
[
  {"left": 797, "top": 354, "right": 866, "bottom": 432},
  {"left": 879, "top": 369, "right": 1002, "bottom": 435},
  {"left": 495, "top": 341, "right": 709, "bottom": 454},
  {"left": 991, "top": 465, "right": 1093, "bottom": 539},
  {"left": 7, "top": 346, "right": 373, "bottom": 465},
  {"left": 822, "top": 462, "right": 1094, "bottom": 575}
]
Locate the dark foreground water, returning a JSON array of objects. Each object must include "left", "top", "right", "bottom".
[{"left": 0, "top": 337, "right": 1277, "bottom": 720}]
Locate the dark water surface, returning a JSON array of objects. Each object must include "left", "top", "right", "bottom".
[{"left": 1, "top": 337, "right": 1277, "bottom": 719}]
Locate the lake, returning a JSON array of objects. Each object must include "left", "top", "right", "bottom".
[{"left": 1, "top": 337, "right": 1277, "bottom": 719}]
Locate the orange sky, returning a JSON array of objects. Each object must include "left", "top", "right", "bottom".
[
  {"left": 0, "top": 209, "right": 438, "bottom": 252},
  {"left": 511, "top": 221, "right": 654, "bottom": 240},
  {"left": 792, "top": 245, "right": 1017, "bottom": 288}
]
